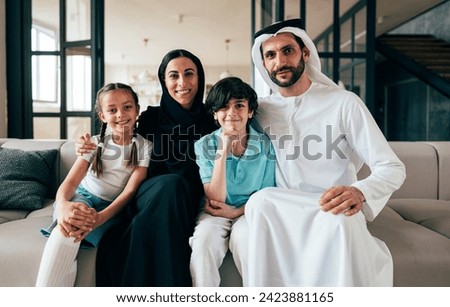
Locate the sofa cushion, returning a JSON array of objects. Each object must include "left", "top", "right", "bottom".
[
  {"left": 0, "top": 148, "right": 57, "bottom": 210},
  {"left": 0, "top": 215, "right": 51, "bottom": 286},
  {"left": 1, "top": 139, "right": 67, "bottom": 197},
  {"left": 388, "top": 199, "right": 450, "bottom": 239},
  {"left": 26, "top": 201, "right": 54, "bottom": 218},
  {"left": 368, "top": 205, "right": 450, "bottom": 286},
  {"left": 0, "top": 199, "right": 96, "bottom": 286},
  {"left": 0, "top": 209, "right": 29, "bottom": 225}
]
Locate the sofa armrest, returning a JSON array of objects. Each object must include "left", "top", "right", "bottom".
[
  {"left": 59, "top": 141, "right": 78, "bottom": 185},
  {"left": 425, "top": 142, "right": 450, "bottom": 200}
]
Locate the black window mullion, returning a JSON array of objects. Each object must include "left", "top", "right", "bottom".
[
  {"left": 91, "top": 0, "right": 105, "bottom": 136},
  {"left": 6, "top": 0, "right": 33, "bottom": 138},
  {"left": 59, "top": 0, "right": 67, "bottom": 139}
]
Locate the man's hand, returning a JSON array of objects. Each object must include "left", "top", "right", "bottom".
[
  {"left": 204, "top": 198, "right": 245, "bottom": 219},
  {"left": 76, "top": 133, "right": 96, "bottom": 156},
  {"left": 319, "top": 186, "right": 365, "bottom": 216}
]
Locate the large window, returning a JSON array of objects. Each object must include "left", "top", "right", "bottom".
[
  {"left": 314, "top": 0, "right": 373, "bottom": 106},
  {"left": 32, "top": 24, "right": 59, "bottom": 104},
  {"left": 6, "top": 0, "right": 104, "bottom": 139}
]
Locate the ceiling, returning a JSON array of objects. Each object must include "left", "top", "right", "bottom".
[
  {"left": 32, "top": 0, "right": 446, "bottom": 68},
  {"left": 104, "top": 0, "right": 446, "bottom": 68}
]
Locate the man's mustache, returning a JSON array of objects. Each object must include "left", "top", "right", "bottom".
[{"left": 273, "top": 66, "right": 295, "bottom": 75}]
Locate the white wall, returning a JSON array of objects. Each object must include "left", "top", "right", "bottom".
[
  {"left": 105, "top": 65, "right": 252, "bottom": 104},
  {"left": 105, "top": 63, "right": 252, "bottom": 112},
  {"left": 0, "top": 0, "right": 7, "bottom": 137},
  {"left": 106, "top": 64, "right": 252, "bottom": 89}
]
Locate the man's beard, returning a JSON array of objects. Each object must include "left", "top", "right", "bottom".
[{"left": 269, "top": 57, "right": 305, "bottom": 88}]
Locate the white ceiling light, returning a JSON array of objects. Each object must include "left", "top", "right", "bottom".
[{"left": 219, "top": 39, "right": 232, "bottom": 80}]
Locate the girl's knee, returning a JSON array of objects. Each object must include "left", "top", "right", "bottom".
[{"left": 48, "top": 228, "right": 80, "bottom": 248}]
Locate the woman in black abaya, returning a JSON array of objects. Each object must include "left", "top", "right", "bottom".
[{"left": 92, "top": 49, "right": 216, "bottom": 286}]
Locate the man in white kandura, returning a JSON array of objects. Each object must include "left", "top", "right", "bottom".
[{"left": 245, "top": 19, "right": 406, "bottom": 286}]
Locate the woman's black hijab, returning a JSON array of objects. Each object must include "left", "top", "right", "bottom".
[{"left": 147, "top": 49, "right": 215, "bottom": 201}]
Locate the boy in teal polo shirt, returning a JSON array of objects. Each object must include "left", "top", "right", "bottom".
[{"left": 190, "top": 77, "right": 275, "bottom": 286}]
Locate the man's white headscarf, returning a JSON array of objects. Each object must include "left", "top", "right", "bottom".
[{"left": 252, "top": 19, "right": 340, "bottom": 94}]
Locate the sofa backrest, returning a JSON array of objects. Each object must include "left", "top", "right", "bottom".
[
  {"left": 1, "top": 139, "right": 447, "bottom": 202},
  {"left": 358, "top": 142, "right": 439, "bottom": 200},
  {"left": 0, "top": 139, "right": 15, "bottom": 146},
  {"left": 390, "top": 142, "right": 439, "bottom": 199}
]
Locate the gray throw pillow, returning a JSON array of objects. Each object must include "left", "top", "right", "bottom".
[{"left": 0, "top": 147, "right": 57, "bottom": 210}]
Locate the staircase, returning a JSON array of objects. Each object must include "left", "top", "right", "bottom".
[{"left": 376, "top": 34, "right": 450, "bottom": 97}]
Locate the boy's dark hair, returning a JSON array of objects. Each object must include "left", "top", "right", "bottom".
[{"left": 205, "top": 77, "right": 258, "bottom": 119}]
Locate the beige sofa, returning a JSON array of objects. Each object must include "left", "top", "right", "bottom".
[{"left": 0, "top": 139, "right": 449, "bottom": 287}]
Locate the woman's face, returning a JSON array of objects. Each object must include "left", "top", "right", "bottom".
[{"left": 164, "top": 57, "right": 199, "bottom": 110}]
